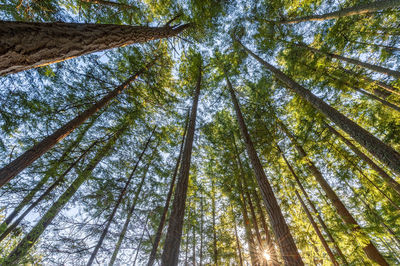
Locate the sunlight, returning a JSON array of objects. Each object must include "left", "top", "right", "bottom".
[{"left": 263, "top": 250, "right": 271, "bottom": 261}]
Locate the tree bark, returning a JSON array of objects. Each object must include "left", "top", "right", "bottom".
[
  {"left": 3, "top": 125, "right": 126, "bottom": 265},
  {"left": 238, "top": 40, "right": 400, "bottom": 178},
  {"left": 211, "top": 178, "right": 218, "bottom": 265},
  {"left": 225, "top": 72, "right": 303, "bottom": 265},
  {"left": 0, "top": 139, "right": 99, "bottom": 243},
  {"left": 277, "top": 121, "right": 388, "bottom": 265},
  {"left": 0, "top": 60, "right": 156, "bottom": 187},
  {"left": 147, "top": 112, "right": 189, "bottom": 266},
  {"left": 326, "top": 124, "right": 400, "bottom": 197},
  {"left": 108, "top": 145, "right": 157, "bottom": 266},
  {"left": 0, "top": 21, "right": 190, "bottom": 75},
  {"left": 0, "top": 115, "right": 98, "bottom": 231},
  {"left": 86, "top": 128, "right": 155, "bottom": 265},
  {"left": 160, "top": 64, "right": 202, "bottom": 266},
  {"left": 270, "top": 0, "right": 400, "bottom": 24}
]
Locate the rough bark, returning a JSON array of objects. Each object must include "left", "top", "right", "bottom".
[
  {"left": 146, "top": 112, "right": 189, "bottom": 266},
  {"left": 0, "top": 60, "right": 155, "bottom": 187},
  {"left": 108, "top": 146, "right": 156, "bottom": 266},
  {"left": 0, "top": 115, "right": 97, "bottom": 230},
  {"left": 86, "top": 128, "right": 154, "bottom": 266},
  {"left": 160, "top": 65, "right": 201, "bottom": 266},
  {"left": 270, "top": 0, "right": 400, "bottom": 24},
  {"left": 277, "top": 121, "right": 388, "bottom": 265},
  {"left": 0, "top": 140, "right": 99, "bottom": 243},
  {"left": 4, "top": 125, "right": 126, "bottom": 265},
  {"left": 239, "top": 40, "right": 400, "bottom": 178},
  {"left": 326, "top": 124, "right": 400, "bottom": 197},
  {"left": 225, "top": 72, "right": 303, "bottom": 265},
  {"left": 0, "top": 21, "right": 190, "bottom": 75}
]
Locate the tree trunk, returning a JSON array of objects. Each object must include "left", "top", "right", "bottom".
[
  {"left": 326, "top": 124, "right": 400, "bottom": 197},
  {"left": 81, "top": 0, "right": 134, "bottom": 9},
  {"left": 277, "top": 144, "right": 348, "bottom": 265},
  {"left": 277, "top": 121, "right": 388, "bottom": 265},
  {"left": 147, "top": 112, "right": 189, "bottom": 266},
  {"left": 3, "top": 124, "right": 126, "bottom": 265},
  {"left": 0, "top": 21, "right": 190, "bottom": 75},
  {"left": 225, "top": 72, "right": 303, "bottom": 265},
  {"left": 0, "top": 60, "right": 155, "bottom": 187},
  {"left": 270, "top": 0, "right": 400, "bottom": 24},
  {"left": 0, "top": 140, "right": 99, "bottom": 243},
  {"left": 231, "top": 205, "right": 244, "bottom": 266},
  {"left": 211, "top": 178, "right": 218, "bottom": 265},
  {"left": 0, "top": 115, "right": 97, "bottom": 231},
  {"left": 245, "top": 185, "right": 263, "bottom": 249},
  {"left": 199, "top": 195, "right": 204, "bottom": 266},
  {"left": 337, "top": 66, "right": 400, "bottom": 97},
  {"left": 295, "top": 42, "right": 400, "bottom": 78},
  {"left": 252, "top": 190, "right": 279, "bottom": 264},
  {"left": 133, "top": 212, "right": 151, "bottom": 265},
  {"left": 86, "top": 128, "right": 155, "bottom": 266},
  {"left": 239, "top": 40, "right": 400, "bottom": 178},
  {"left": 160, "top": 64, "right": 202, "bottom": 266},
  {"left": 295, "top": 190, "right": 338, "bottom": 265},
  {"left": 108, "top": 145, "right": 156, "bottom": 266}
]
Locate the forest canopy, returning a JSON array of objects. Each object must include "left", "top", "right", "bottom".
[{"left": 1, "top": 0, "right": 400, "bottom": 265}]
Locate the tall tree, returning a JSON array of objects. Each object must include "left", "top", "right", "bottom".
[
  {"left": 225, "top": 72, "right": 303, "bottom": 265},
  {"left": 238, "top": 41, "right": 400, "bottom": 178},
  {"left": 160, "top": 58, "right": 202, "bottom": 266},
  {"left": 3, "top": 122, "right": 128, "bottom": 265},
  {"left": 278, "top": 121, "right": 388, "bottom": 265},
  {"left": 269, "top": 0, "right": 400, "bottom": 24},
  {"left": 0, "top": 59, "right": 155, "bottom": 187},
  {"left": 147, "top": 111, "right": 189, "bottom": 266},
  {"left": 0, "top": 21, "right": 190, "bottom": 75},
  {"left": 86, "top": 127, "right": 155, "bottom": 265}
]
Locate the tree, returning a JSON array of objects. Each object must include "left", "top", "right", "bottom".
[
  {"left": 161, "top": 55, "right": 202, "bottom": 266},
  {"left": 225, "top": 72, "right": 303, "bottom": 265},
  {"left": 269, "top": 0, "right": 400, "bottom": 24},
  {"left": 0, "top": 21, "right": 190, "bottom": 75}
]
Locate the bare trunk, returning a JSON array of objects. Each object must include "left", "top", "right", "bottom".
[
  {"left": 0, "top": 140, "right": 98, "bottom": 243},
  {"left": 0, "top": 60, "right": 155, "bottom": 187},
  {"left": 326, "top": 124, "right": 400, "bottom": 196},
  {"left": 160, "top": 65, "right": 202, "bottom": 266},
  {"left": 108, "top": 145, "right": 157, "bottom": 266},
  {"left": 199, "top": 196, "right": 204, "bottom": 266},
  {"left": 277, "top": 121, "right": 388, "bottom": 265},
  {"left": 147, "top": 112, "right": 189, "bottom": 266},
  {"left": 239, "top": 40, "right": 400, "bottom": 179},
  {"left": 0, "top": 21, "right": 190, "bottom": 75},
  {"left": 225, "top": 72, "right": 303, "bottom": 265},
  {"left": 86, "top": 128, "right": 155, "bottom": 265},
  {"left": 4, "top": 125, "right": 126, "bottom": 265},
  {"left": 271, "top": 0, "right": 400, "bottom": 24},
  {"left": 133, "top": 213, "right": 151, "bottom": 265}
]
